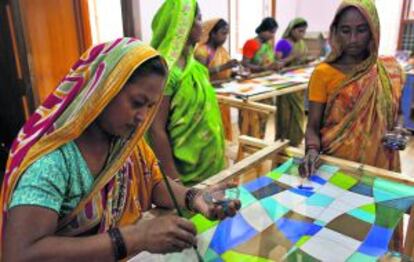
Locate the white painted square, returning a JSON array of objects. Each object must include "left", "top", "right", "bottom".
[
  {"left": 273, "top": 190, "right": 307, "bottom": 210},
  {"left": 197, "top": 226, "right": 217, "bottom": 256},
  {"left": 338, "top": 191, "right": 373, "bottom": 209},
  {"left": 300, "top": 228, "right": 361, "bottom": 261},
  {"left": 293, "top": 203, "right": 325, "bottom": 219},
  {"left": 316, "top": 183, "right": 348, "bottom": 198},
  {"left": 240, "top": 201, "right": 274, "bottom": 232},
  {"left": 316, "top": 206, "right": 346, "bottom": 224}
]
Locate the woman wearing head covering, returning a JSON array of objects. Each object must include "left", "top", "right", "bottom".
[
  {"left": 195, "top": 18, "right": 237, "bottom": 141},
  {"left": 274, "top": 18, "right": 309, "bottom": 147},
  {"left": 149, "top": 0, "right": 226, "bottom": 186},
  {"left": 302, "top": 0, "right": 405, "bottom": 177},
  {"left": 275, "top": 17, "right": 309, "bottom": 66},
  {"left": 195, "top": 18, "right": 238, "bottom": 82},
  {"left": 242, "top": 17, "right": 281, "bottom": 72},
  {"left": 1, "top": 38, "right": 239, "bottom": 260}
]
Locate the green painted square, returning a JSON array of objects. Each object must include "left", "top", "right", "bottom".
[
  {"left": 221, "top": 250, "right": 273, "bottom": 262},
  {"left": 375, "top": 203, "right": 404, "bottom": 228},
  {"left": 329, "top": 171, "right": 358, "bottom": 189},
  {"left": 374, "top": 178, "right": 414, "bottom": 201},
  {"left": 347, "top": 209, "right": 375, "bottom": 224},
  {"left": 285, "top": 248, "right": 319, "bottom": 262},
  {"left": 314, "top": 220, "right": 327, "bottom": 227},
  {"left": 204, "top": 248, "right": 221, "bottom": 262},
  {"left": 360, "top": 203, "right": 376, "bottom": 214},
  {"left": 295, "top": 235, "right": 311, "bottom": 248},
  {"left": 239, "top": 187, "right": 258, "bottom": 208},
  {"left": 346, "top": 251, "right": 376, "bottom": 262},
  {"left": 260, "top": 196, "right": 290, "bottom": 221},
  {"left": 274, "top": 158, "right": 294, "bottom": 174},
  {"left": 306, "top": 193, "right": 334, "bottom": 207},
  {"left": 267, "top": 170, "right": 283, "bottom": 181},
  {"left": 191, "top": 214, "right": 218, "bottom": 234}
]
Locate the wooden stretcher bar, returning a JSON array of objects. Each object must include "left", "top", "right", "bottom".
[{"left": 246, "top": 83, "right": 307, "bottom": 102}]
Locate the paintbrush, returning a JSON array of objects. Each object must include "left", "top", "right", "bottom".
[{"left": 158, "top": 163, "right": 204, "bottom": 262}]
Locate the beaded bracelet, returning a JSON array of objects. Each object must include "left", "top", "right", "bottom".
[
  {"left": 108, "top": 228, "right": 127, "bottom": 261},
  {"left": 185, "top": 188, "right": 201, "bottom": 212}
]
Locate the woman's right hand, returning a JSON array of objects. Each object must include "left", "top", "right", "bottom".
[
  {"left": 135, "top": 215, "right": 197, "bottom": 254},
  {"left": 299, "top": 149, "right": 320, "bottom": 178}
]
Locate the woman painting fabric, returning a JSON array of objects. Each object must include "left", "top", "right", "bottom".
[
  {"left": 274, "top": 18, "right": 309, "bottom": 146},
  {"left": 275, "top": 18, "right": 309, "bottom": 66},
  {"left": 149, "top": 0, "right": 226, "bottom": 186},
  {"left": 195, "top": 18, "right": 238, "bottom": 82},
  {"left": 1, "top": 38, "right": 239, "bottom": 261},
  {"left": 195, "top": 18, "right": 238, "bottom": 141},
  {"left": 301, "top": 0, "right": 405, "bottom": 175},
  {"left": 242, "top": 17, "right": 281, "bottom": 72}
]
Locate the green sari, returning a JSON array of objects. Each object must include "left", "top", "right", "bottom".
[
  {"left": 251, "top": 41, "right": 275, "bottom": 67},
  {"left": 276, "top": 18, "right": 307, "bottom": 146},
  {"left": 151, "top": 0, "right": 225, "bottom": 185}
]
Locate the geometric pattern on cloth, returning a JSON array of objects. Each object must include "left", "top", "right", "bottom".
[{"left": 152, "top": 158, "right": 414, "bottom": 261}]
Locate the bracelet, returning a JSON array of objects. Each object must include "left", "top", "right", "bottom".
[
  {"left": 185, "top": 188, "right": 201, "bottom": 212},
  {"left": 108, "top": 228, "right": 127, "bottom": 261}
]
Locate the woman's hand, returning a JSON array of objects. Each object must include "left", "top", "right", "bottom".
[
  {"left": 135, "top": 215, "right": 197, "bottom": 254},
  {"left": 299, "top": 149, "right": 320, "bottom": 178},
  {"left": 192, "top": 182, "right": 241, "bottom": 220}
]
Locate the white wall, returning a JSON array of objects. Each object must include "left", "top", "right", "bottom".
[
  {"left": 376, "top": 0, "right": 403, "bottom": 55},
  {"left": 88, "top": 0, "right": 124, "bottom": 44},
  {"left": 138, "top": 0, "right": 229, "bottom": 44}
]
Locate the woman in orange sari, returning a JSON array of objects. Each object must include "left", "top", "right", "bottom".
[
  {"left": 195, "top": 18, "right": 238, "bottom": 140},
  {"left": 1, "top": 38, "right": 239, "bottom": 261},
  {"left": 302, "top": 0, "right": 405, "bottom": 176}
]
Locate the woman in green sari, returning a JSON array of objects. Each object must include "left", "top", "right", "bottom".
[
  {"left": 149, "top": 0, "right": 225, "bottom": 186},
  {"left": 274, "top": 18, "right": 309, "bottom": 146}
]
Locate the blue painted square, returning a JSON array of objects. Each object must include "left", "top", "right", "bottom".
[
  {"left": 209, "top": 213, "right": 257, "bottom": 254},
  {"left": 243, "top": 176, "right": 274, "bottom": 193},
  {"left": 350, "top": 182, "right": 373, "bottom": 197},
  {"left": 251, "top": 182, "right": 285, "bottom": 200},
  {"left": 309, "top": 175, "right": 326, "bottom": 185},
  {"left": 276, "top": 218, "right": 322, "bottom": 243},
  {"left": 260, "top": 197, "right": 290, "bottom": 221},
  {"left": 289, "top": 187, "right": 314, "bottom": 197},
  {"left": 378, "top": 197, "right": 414, "bottom": 211},
  {"left": 358, "top": 225, "right": 393, "bottom": 257}
]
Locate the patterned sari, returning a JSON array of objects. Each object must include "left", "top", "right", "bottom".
[
  {"left": 321, "top": 0, "right": 404, "bottom": 171},
  {"left": 151, "top": 0, "right": 225, "bottom": 185},
  {"left": 0, "top": 38, "right": 166, "bottom": 253},
  {"left": 276, "top": 18, "right": 308, "bottom": 146}
]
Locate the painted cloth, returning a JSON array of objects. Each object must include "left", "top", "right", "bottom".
[
  {"left": 0, "top": 38, "right": 165, "bottom": 252},
  {"left": 310, "top": 0, "right": 404, "bottom": 171},
  {"left": 243, "top": 39, "right": 275, "bottom": 67},
  {"left": 141, "top": 158, "right": 414, "bottom": 261},
  {"left": 151, "top": 0, "right": 225, "bottom": 185},
  {"left": 195, "top": 18, "right": 233, "bottom": 140}
]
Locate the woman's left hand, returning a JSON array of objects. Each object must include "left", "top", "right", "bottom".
[{"left": 192, "top": 182, "right": 241, "bottom": 220}]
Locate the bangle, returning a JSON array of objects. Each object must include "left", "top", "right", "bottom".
[
  {"left": 108, "top": 228, "right": 127, "bottom": 261},
  {"left": 185, "top": 188, "right": 201, "bottom": 212}
]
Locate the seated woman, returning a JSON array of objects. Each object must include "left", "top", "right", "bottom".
[
  {"left": 275, "top": 18, "right": 309, "bottom": 66},
  {"left": 195, "top": 18, "right": 238, "bottom": 82},
  {"left": 274, "top": 18, "right": 309, "bottom": 146},
  {"left": 195, "top": 18, "right": 238, "bottom": 141},
  {"left": 149, "top": 0, "right": 226, "bottom": 186},
  {"left": 242, "top": 17, "right": 281, "bottom": 73},
  {"left": 1, "top": 38, "right": 239, "bottom": 261}
]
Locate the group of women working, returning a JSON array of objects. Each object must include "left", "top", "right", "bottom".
[{"left": 0, "top": 0, "right": 407, "bottom": 260}]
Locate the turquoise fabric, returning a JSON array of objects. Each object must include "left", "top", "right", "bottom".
[{"left": 9, "top": 142, "right": 93, "bottom": 217}]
